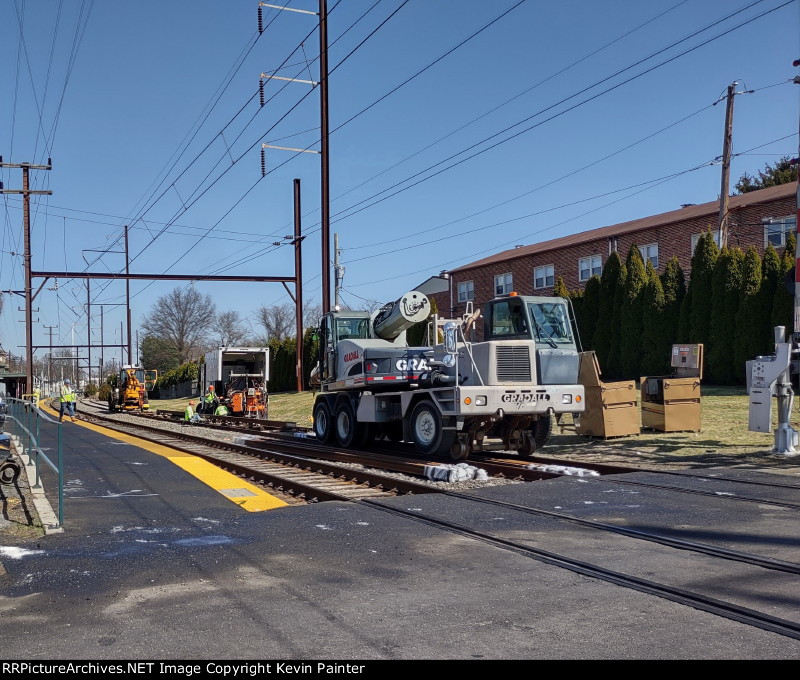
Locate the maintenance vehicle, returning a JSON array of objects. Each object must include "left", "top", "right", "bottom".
[
  {"left": 108, "top": 365, "right": 157, "bottom": 412},
  {"left": 200, "top": 347, "right": 270, "bottom": 418},
  {"left": 311, "top": 290, "right": 585, "bottom": 460}
]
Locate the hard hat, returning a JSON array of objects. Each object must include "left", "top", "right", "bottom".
[{"left": 64, "top": 379, "right": 71, "bottom": 384}]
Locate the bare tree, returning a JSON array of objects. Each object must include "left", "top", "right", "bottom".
[
  {"left": 256, "top": 303, "right": 294, "bottom": 341},
  {"left": 303, "top": 301, "right": 323, "bottom": 329},
  {"left": 141, "top": 287, "right": 216, "bottom": 363},
  {"left": 216, "top": 310, "right": 248, "bottom": 346}
]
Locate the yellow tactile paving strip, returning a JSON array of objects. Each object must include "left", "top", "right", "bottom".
[{"left": 41, "top": 401, "right": 287, "bottom": 511}]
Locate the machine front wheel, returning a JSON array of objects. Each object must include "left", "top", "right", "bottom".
[
  {"left": 409, "top": 400, "right": 455, "bottom": 456},
  {"left": 313, "top": 401, "right": 335, "bottom": 444}
]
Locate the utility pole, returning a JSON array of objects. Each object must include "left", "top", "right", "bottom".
[
  {"left": 334, "top": 232, "right": 344, "bottom": 309},
  {"left": 294, "top": 178, "right": 304, "bottom": 393},
  {"left": 717, "top": 82, "right": 753, "bottom": 248},
  {"left": 86, "top": 281, "right": 91, "bottom": 385},
  {"left": 257, "top": 1, "right": 329, "bottom": 312},
  {"left": 124, "top": 225, "right": 132, "bottom": 364},
  {"left": 100, "top": 307, "right": 104, "bottom": 382},
  {"left": 0, "top": 158, "right": 52, "bottom": 394},
  {"left": 319, "top": 0, "right": 331, "bottom": 314},
  {"left": 44, "top": 324, "right": 57, "bottom": 393}
]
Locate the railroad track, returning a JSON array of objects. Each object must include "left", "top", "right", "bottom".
[
  {"left": 74, "top": 399, "right": 800, "bottom": 641},
  {"left": 75, "top": 401, "right": 442, "bottom": 504}
]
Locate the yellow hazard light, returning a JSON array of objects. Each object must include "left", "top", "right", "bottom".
[
  {"left": 576, "top": 395, "right": 582, "bottom": 403},
  {"left": 464, "top": 397, "right": 472, "bottom": 405},
  {"left": 509, "top": 291, "right": 518, "bottom": 296}
]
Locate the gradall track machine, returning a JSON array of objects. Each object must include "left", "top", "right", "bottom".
[{"left": 312, "top": 290, "right": 585, "bottom": 460}]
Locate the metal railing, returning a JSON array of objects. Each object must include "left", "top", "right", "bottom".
[{"left": 1, "top": 396, "right": 63, "bottom": 526}]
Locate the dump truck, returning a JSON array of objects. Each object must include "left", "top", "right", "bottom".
[{"left": 311, "top": 290, "right": 585, "bottom": 460}]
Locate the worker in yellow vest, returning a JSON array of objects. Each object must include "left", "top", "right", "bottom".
[{"left": 59, "top": 379, "right": 76, "bottom": 423}]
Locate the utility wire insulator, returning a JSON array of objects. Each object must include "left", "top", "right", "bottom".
[
  {"left": 258, "top": 5, "right": 263, "bottom": 33},
  {"left": 259, "top": 78, "right": 265, "bottom": 107},
  {"left": 260, "top": 148, "right": 266, "bottom": 177}
]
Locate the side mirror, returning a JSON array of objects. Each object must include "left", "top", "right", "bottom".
[{"left": 443, "top": 322, "right": 458, "bottom": 355}]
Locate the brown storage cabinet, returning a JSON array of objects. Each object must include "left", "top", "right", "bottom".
[
  {"left": 640, "top": 344, "right": 703, "bottom": 432},
  {"left": 575, "top": 351, "right": 639, "bottom": 438}
]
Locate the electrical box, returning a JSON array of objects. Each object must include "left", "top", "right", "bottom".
[
  {"left": 640, "top": 344, "right": 703, "bottom": 432},
  {"left": 574, "top": 351, "right": 639, "bottom": 438}
]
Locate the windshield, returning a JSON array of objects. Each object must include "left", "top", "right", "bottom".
[
  {"left": 528, "top": 302, "right": 573, "bottom": 345},
  {"left": 335, "top": 318, "right": 370, "bottom": 341}
]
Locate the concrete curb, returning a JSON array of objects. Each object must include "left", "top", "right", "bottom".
[{"left": 9, "top": 435, "right": 63, "bottom": 536}]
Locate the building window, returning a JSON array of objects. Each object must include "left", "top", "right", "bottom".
[
  {"left": 691, "top": 230, "right": 721, "bottom": 254},
  {"left": 494, "top": 273, "right": 513, "bottom": 295},
  {"left": 534, "top": 265, "right": 554, "bottom": 289},
  {"left": 578, "top": 255, "right": 602, "bottom": 282},
  {"left": 457, "top": 280, "right": 474, "bottom": 302},
  {"left": 638, "top": 243, "right": 658, "bottom": 268},
  {"left": 764, "top": 216, "right": 797, "bottom": 248}
]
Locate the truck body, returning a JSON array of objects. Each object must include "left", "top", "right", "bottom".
[
  {"left": 312, "top": 290, "right": 584, "bottom": 460},
  {"left": 200, "top": 347, "right": 270, "bottom": 417}
]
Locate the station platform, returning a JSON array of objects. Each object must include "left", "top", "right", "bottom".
[{"left": 1, "top": 416, "right": 800, "bottom": 661}]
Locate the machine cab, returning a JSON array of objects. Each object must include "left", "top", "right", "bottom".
[
  {"left": 319, "top": 312, "right": 371, "bottom": 382},
  {"left": 484, "top": 294, "right": 579, "bottom": 385}
]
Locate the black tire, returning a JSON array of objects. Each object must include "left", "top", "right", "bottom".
[
  {"left": 313, "top": 400, "right": 334, "bottom": 444},
  {"left": 0, "top": 460, "right": 21, "bottom": 486},
  {"left": 409, "top": 400, "right": 456, "bottom": 456},
  {"left": 532, "top": 415, "right": 552, "bottom": 448},
  {"left": 334, "top": 400, "right": 362, "bottom": 448},
  {"left": 517, "top": 431, "right": 537, "bottom": 459}
]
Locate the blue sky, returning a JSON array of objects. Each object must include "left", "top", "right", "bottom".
[{"left": 1, "top": 0, "right": 799, "bottom": 367}]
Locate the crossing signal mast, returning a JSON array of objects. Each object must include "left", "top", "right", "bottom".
[{"left": 746, "top": 60, "right": 800, "bottom": 455}]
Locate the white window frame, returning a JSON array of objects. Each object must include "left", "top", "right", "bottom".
[
  {"left": 691, "top": 230, "right": 722, "bottom": 254},
  {"left": 638, "top": 243, "right": 659, "bottom": 268},
  {"left": 763, "top": 216, "right": 797, "bottom": 248},
  {"left": 534, "top": 265, "right": 554, "bottom": 290},
  {"left": 578, "top": 255, "right": 602, "bottom": 282},
  {"left": 494, "top": 272, "right": 513, "bottom": 295},
  {"left": 457, "top": 280, "right": 474, "bottom": 302}
]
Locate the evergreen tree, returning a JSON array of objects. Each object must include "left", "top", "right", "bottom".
[
  {"left": 772, "top": 232, "right": 795, "bottom": 333},
  {"left": 734, "top": 156, "right": 798, "bottom": 194},
  {"left": 707, "top": 247, "right": 744, "bottom": 384},
  {"left": 553, "top": 276, "right": 570, "bottom": 298},
  {"left": 640, "top": 261, "right": 667, "bottom": 376},
  {"left": 688, "top": 230, "right": 719, "bottom": 347},
  {"left": 567, "top": 288, "right": 585, "bottom": 349},
  {"left": 660, "top": 256, "right": 686, "bottom": 347},
  {"left": 593, "top": 251, "right": 625, "bottom": 372},
  {"left": 606, "top": 259, "right": 628, "bottom": 378},
  {"left": 577, "top": 274, "right": 601, "bottom": 351},
  {"left": 734, "top": 247, "right": 763, "bottom": 383},
  {"left": 758, "top": 244, "right": 782, "bottom": 355},
  {"left": 619, "top": 245, "right": 647, "bottom": 378}
]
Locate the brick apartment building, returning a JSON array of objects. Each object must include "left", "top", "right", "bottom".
[{"left": 431, "top": 182, "right": 797, "bottom": 320}]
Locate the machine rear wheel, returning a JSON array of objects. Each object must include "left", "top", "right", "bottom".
[
  {"left": 313, "top": 401, "right": 334, "bottom": 444},
  {"left": 335, "top": 400, "right": 362, "bottom": 448},
  {"left": 409, "top": 400, "right": 455, "bottom": 456}
]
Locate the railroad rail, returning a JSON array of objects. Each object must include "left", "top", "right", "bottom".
[{"left": 71, "top": 399, "right": 800, "bottom": 641}]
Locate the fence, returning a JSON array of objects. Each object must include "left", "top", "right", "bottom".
[{"left": 1, "top": 396, "right": 63, "bottom": 527}]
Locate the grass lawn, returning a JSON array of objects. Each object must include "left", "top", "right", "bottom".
[{"left": 149, "top": 385, "right": 800, "bottom": 469}]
